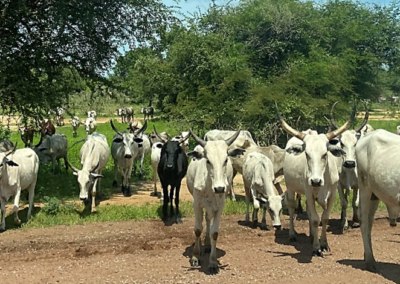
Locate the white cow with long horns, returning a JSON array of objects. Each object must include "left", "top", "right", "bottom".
[{"left": 277, "top": 102, "right": 354, "bottom": 257}]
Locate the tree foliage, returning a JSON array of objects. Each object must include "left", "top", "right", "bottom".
[{"left": 0, "top": 0, "right": 175, "bottom": 118}]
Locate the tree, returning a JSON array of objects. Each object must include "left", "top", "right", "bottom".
[{"left": 0, "top": 0, "right": 175, "bottom": 119}]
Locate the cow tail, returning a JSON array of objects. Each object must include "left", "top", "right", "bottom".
[{"left": 68, "top": 139, "right": 85, "bottom": 150}]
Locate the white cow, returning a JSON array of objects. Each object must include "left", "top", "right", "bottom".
[
  {"left": 117, "top": 107, "right": 134, "bottom": 123},
  {"left": 130, "top": 125, "right": 150, "bottom": 178},
  {"left": 356, "top": 129, "right": 400, "bottom": 272},
  {"left": 85, "top": 117, "right": 97, "bottom": 135},
  {"left": 68, "top": 133, "right": 109, "bottom": 213},
  {"left": 33, "top": 134, "right": 68, "bottom": 174},
  {"left": 204, "top": 129, "right": 258, "bottom": 149},
  {"left": 278, "top": 103, "right": 353, "bottom": 257},
  {"left": 87, "top": 110, "right": 97, "bottom": 118},
  {"left": 150, "top": 142, "right": 164, "bottom": 200},
  {"left": 242, "top": 152, "right": 284, "bottom": 230},
  {"left": 172, "top": 131, "right": 190, "bottom": 153},
  {"left": 187, "top": 130, "right": 245, "bottom": 273},
  {"left": 110, "top": 120, "right": 145, "bottom": 197},
  {"left": 0, "top": 147, "right": 39, "bottom": 231},
  {"left": 71, "top": 116, "right": 81, "bottom": 137}
]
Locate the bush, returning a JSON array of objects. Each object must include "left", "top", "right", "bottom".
[{"left": 42, "top": 196, "right": 60, "bottom": 215}]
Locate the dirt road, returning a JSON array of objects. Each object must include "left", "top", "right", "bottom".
[{"left": 0, "top": 210, "right": 399, "bottom": 284}]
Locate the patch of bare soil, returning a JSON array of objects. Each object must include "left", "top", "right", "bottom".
[{"left": 0, "top": 210, "right": 399, "bottom": 283}]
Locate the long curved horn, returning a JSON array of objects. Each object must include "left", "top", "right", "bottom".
[
  {"left": 330, "top": 102, "right": 340, "bottom": 130},
  {"left": 153, "top": 125, "right": 168, "bottom": 143},
  {"left": 110, "top": 119, "right": 123, "bottom": 136},
  {"left": 225, "top": 129, "right": 241, "bottom": 146},
  {"left": 137, "top": 120, "right": 147, "bottom": 134},
  {"left": 275, "top": 102, "right": 306, "bottom": 141},
  {"left": 35, "top": 135, "right": 44, "bottom": 148},
  {"left": 326, "top": 103, "right": 356, "bottom": 140},
  {"left": 5, "top": 141, "right": 18, "bottom": 157},
  {"left": 354, "top": 102, "right": 369, "bottom": 133},
  {"left": 178, "top": 132, "right": 191, "bottom": 144},
  {"left": 66, "top": 161, "right": 80, "bottom": 173},
  {"left": 190, "top": 129, "right": 206, "bottom": 148}
]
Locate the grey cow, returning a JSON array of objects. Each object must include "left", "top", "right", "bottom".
[{"left": 33, "top": 134, "right": 68, "bottom": 174}]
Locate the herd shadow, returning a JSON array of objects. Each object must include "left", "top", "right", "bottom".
[
  {"left": 338, "top": 259, "right": 400, "bottom": 284},
  {"left": 182, "top": 244, "right": 227, "bottom": 275}
]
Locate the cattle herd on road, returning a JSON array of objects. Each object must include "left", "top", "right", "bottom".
[{"left": 1, "top": 103, "right": 400, "bottom": 274}]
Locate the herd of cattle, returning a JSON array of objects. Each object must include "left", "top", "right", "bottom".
[{"left": 1, "top": 102, "right": 400, "bottom": 273}]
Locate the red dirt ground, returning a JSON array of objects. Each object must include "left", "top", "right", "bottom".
[{"left": 1, "top": 174, "right": 400, "bottom": 284}]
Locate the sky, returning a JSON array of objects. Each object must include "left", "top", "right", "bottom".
[{"left": 162, "top": 0, "right": 393, "bottom": 16}]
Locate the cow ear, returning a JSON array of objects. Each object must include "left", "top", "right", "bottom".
[
  {"left": 90, "top": 173, "right": 103, "bottom": 179},
  {"left": 228, "top": 148, "right": 245, "bottom": 158},
  {"left": 187, "top": 151, "right": 203, "bottom": 160},
  {"left": 133, "top": 138, "right": 143, "bottom": 144},
  {"left": 328, "top": 144, "right": 346, "bottom": 157},
  {"left": 6, "top": 160, "right": 19, "bottom": 167},
  {"left": 113, "top": 138, "right": 123, "bottom": 143},
  {"left": 156, "top": 143, "right": 163, "bottom": 149},
  {"left": 286, "top": 144, "right": 305, "bottom": 155}
]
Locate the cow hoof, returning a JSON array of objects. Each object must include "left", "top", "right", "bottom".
[
  {"left": 352, "top": 222, "right": 360, "bottom": 228},
  {"left": 260, "top": 224, "right": 268, "bottom": 231},
  {"left": 176, "top": 217, "right": 183, "bottom": 224},
  {"left": 91, "top": 208, "right": 97, "bottom": 213},
  {"left": 208, "top": 263, "right": 219, "bottom": 274},
  {"left": 390, "top": 222, "right": 397, "bottom": 227},
  {"left": 14, "top": 219, "right": 21, "bottom": 226},
  {"left": 312, "top": 249, "right": 323, "bottom": 257},
  {"left": 321, "top": 244, "right": 330, "bottom": 252},
  {"left": 204, "top": 247, "right": 211, "bottom": 253},
  {"left": 289, "top": 236, "right": 297, "bottom": 242},
  {"left": 252, "top": 220, "right": 258, "bottom": 228},
  {"left": 190, "top": 258, "right": 200, "bottom": 267},
  {"left": 125, "top": 187, "right": 132, "bottom": 197},
  {"left": 343, "top": 225, "right": 349, "bottom": 231},
  {"left": 150, "top": 192, "right": 157, "bottom": 197},
  {"left": 113, "top": 181, "right": 118, "bottom": 188}
]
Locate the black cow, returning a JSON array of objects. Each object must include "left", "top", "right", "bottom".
[{"left": 154, "top": 126, "right": 190, "bottom": 224}]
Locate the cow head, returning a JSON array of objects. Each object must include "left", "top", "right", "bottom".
[
  {"left": 154, "top": 126, "right": 190, "bottom": 171},
  {"left": 190, "top": 129, "right": 245, "bottom": 194},
  {"left": 68, "top": 161, "right": 103, "bottom": 200},
  {"left": 172, "top": 131, "right": 190, "bottom": 152},
  {"left": 85, "top": 117, "right": 95, "bottom": 134},
  {"left": 0, "top": 142, "right": 18, "bottom": 178},
  {"left": 328, "top": 101, "right": 369, "bottom": 169},
  {"left": 71, "top": 117, "right": 80, "bottom": 128},
  {"left": 110, "top": 119, "right": 145, "bottom": 158},
  {"left": 257, "top": 193, "right": 285, "bottom": 229},
  {"left": 277, "top": 102, "right": 354, "bottom": 187}
]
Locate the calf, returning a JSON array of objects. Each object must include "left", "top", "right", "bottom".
[
  {"left": 33, "top": 134, "right": 68, "bottom": 174},
  {"left": 19, "top": 126, "right": 37, "bottom": 147},
  {"left": 110, "top": 120, "right": 146, "bottom": 197},
  {"left": 0, "top": 146, "right": 39, "bottom": 231},
  {"left": 71, "top": 116, "right": 81, "bottom": 137},
  {"left": 85, "top": 117, "right": 97, "bottom": 135},
  {"left": 154, "top": 126, "right": 190, "bottom": 224},
  {"left": 187, "top": 130, "right": 244, "bottom": 273},
  {"left": 150, "top": 142, "right": 164, "bottom": 200},
  {"left": 242, "top": 152, "right": 284, "bottom": 230},
  {"left": 68, "top": 133, "right": 109, "bottom": 213}
]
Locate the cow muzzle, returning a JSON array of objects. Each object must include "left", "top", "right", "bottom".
[
  {"left": 343, "top": 160, "right": 356, "bottom": 168},
  {"left": 310, "top": 178, "right": 322, "bottom": 187},
  {"left": 80, "top": 197, "right": 88, "bottom": 201},
  {"left": 213, "top": 187, "right": 225, "bottom": 194},
  {"left": 124, "top": 154, "right": 132, "bottom": 159},
  {"left": 273, "top": 225, "right": 282, "bottom": 230}
]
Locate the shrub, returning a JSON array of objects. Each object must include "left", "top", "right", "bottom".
[{"left": 42, "top": 196, "right": 60, "bottom": 215}]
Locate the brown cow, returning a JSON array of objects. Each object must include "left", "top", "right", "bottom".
[
  {"left": 40, "top": 119, "right": 56, "bottom": 138},
  {"left": 19, "top": 126, "right": 38, "bottom": 147}
]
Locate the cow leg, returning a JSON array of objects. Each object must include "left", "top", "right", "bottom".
[
  {"left": 139, "top": 154, "right": 145, "bottom": 178},
  {"left": 261, "top": 202, "right": 268, "bottom": 230},
  {"left": 27, "top": 182, "right": 36, "bottom": 222},
  {"left": 387, "top": 205, "right": 399, "bottom": 227},
  {"left": 204, "top": 211, "right": 211, "bottom": 253},
  {"left": 169, "top": 186, "right": 175, "bottom": 217},
  {"left": 320, "top": 189, "right": 336, "bottom": 253},
  {"left": 228, "top": 168, "right": 237, "bottom": 202},
  {"left": 64, "top": 156, "right": 69, "bottom": 172},
  {"left": 91, "top": 179, "right": 98, "bottom": 213},
  {"left": 285, "top": 190, "right": 297, "bottom": 241},
  {"left": 175, "top": 184, "right": 182, "bottom": 224},
  {"left": 251, "top": 187, "right": 260, "bottom": 228},
  {"left": 151, "top": 166, "right": 158, "bottom": 197},
  {"left": 0, "top": 197, "right": 6, "bottom": 231},
  {"left": 209, "top": 200, "right": 225, "bottom": 274},
  {"left": 275, "top": 182, "right": 283, "bottom": 195},
  {"left": 57, "top": 158, "right": 61, "bottom": 174},
  {"left": 191, "top": 202, "right": 203, "bottom": 267},
  {"left": 13, "top": 189, "right": 22, "bottom": 225},
  {"left": 352, "top": 188, "right": 360, "bottom": 225},
  {"left": 113, "top": 160, "right": 118, "bottom": 188},
  {"left": 245, "top": 185, "right": 251, "bottom": 224},
  {"left": 337, "top": 184, "right": 349, "bottom": 232},
  {"left": 305, "top": 192, "right": 322, "bottom": 256},
  {"left": 162, "top": 184, "right": 169, "bottom": 221}
]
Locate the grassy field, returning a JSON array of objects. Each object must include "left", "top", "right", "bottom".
[{"left": 1, "top": 113, "right": 394, "bottom": 231}]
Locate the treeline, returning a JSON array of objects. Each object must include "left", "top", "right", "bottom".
[{"left": 111, "top": 0, "right": 400, "bottom": 144}]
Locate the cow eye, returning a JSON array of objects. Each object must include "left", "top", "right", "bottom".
[
  {"left": 206, "top": 160, "right": 210, "bottom": 164},
  {"left": 224, "top": 158, "right": 228, "bottom": 165}
]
